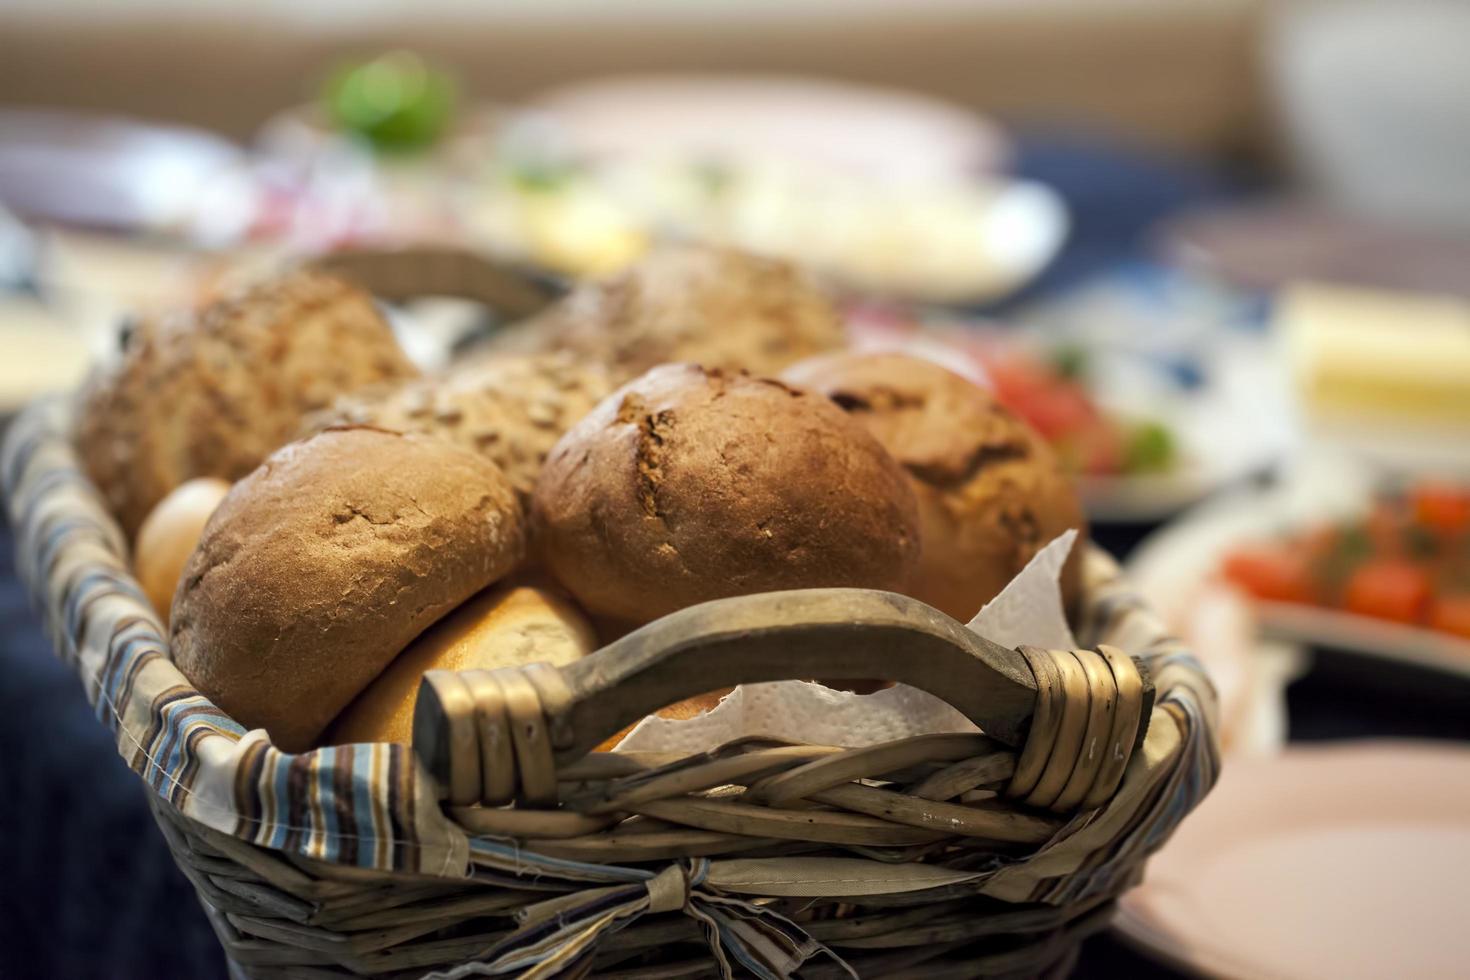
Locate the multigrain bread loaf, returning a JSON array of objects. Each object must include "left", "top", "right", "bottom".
[
  {"left": 532, "top": 364, "right": 921, "bottom": 625},
  {"left": 304, "top": 354, "right": 612, "bottom": 513},
  {"left": 783, "top": 351, "right": 1086, "bottom": 621},
  {"left": 478, "top": 245, "right": 846, "bottom": 384},
  {"left": 170, "top": 426, "right": 524, "bottom": 752},
  {"left": 133, "top": 477, "right": 232, "bottom": 625},
  {"left": 324, "top": 580, "right": 596, "bottom": 747},
  {"left": 75, "top": 269, "right": 419, "bottom": 537}
]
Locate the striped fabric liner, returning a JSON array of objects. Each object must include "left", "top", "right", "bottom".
[{"left": 3, "top": 395, "right": 1219, "bottom": 932}]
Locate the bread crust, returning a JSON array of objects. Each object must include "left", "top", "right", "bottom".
[
  {"left": 784, "top": 351, "right": 1087, "bottom": 622},
  {"left": 532, "top": 364, "right": 921, "bottom": 624},
  {"left": 323, "top": 581, "right": 595, "bottom": 747},
  {"left": 481, "top": 246, "right": 845, "bottom": 383},
  {"left": 305, "top": 353, "right": 612, "bottom": 513},
  {"left": 170, "top": 426, "right": 524, "bottom": 752},
  {"left": 75, "top": 269, "right": 419, "bottom": 537}
]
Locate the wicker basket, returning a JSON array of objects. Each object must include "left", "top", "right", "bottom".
[{"left": 3, "top": 395, "right": 1219, "bottom": 980}]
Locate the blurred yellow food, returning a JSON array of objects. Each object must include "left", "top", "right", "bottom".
[
  {"left": 1281, "top": 282, "right": 1470, "bottom": 424},
  {"left": 133, "top": 477, "right": 232, "bottom": 623}
]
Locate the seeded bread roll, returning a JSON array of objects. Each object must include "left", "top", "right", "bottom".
[
  {"left": 75, "top": 269, "right": 419, "bottom": 537},
  {"left": 480, "top": 245, "right": 845, "bottom": 383},
  {"left": 783, "top": 351, "right": 1086, "bottom": 622},
  {"left": 170, "top": 426, "right": 524, "bottom": 753},
  {"left": 305, "top": 354, "right": 612, "bottom": 512},
  {"left": 532, "top": 364, "right": 921, "bottom": 625},
  {"left": 324, "top": 580, "right": 596, "bottom": 747}
]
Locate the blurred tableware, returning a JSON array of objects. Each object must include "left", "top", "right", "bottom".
[
  {"left": 1158, "top": 201, "right": 1470, "bottom": 299},
  {"left": 0, "top": 110, "right": 245, "bottom": 236},
  {"left": 466, "top": 75, "right": 1066, "bottom": 302},
  {"left": 0, "top": 204, "right": 36, "bottom": 290},
  {"left": 531, "top": 73, "right": 1011, "bottom": 183},
  {"left": 1130, "top": 465, "right": 1470, "bottom": 681},
  {"left": 1246, "top": 601, "right": 1470, "bottom": 682},
  {"left": 1269, "top": 0, "right": 1470, "bottom": 231},
  {"left": 1117, "top": 741, "right": 1470, "bottom": 980}
]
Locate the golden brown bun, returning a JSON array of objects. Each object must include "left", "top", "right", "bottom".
[
  {"left": 133, "top": 477, "right": 231, "bottom": 625},
  {"left": 783, "top": 352, "right": 1087, "bottom": 622},
  {"left": 75, "top": 269, "right": 419, "bottom": 537},
  {"left": 480, "top": 245, "right": 845, "bottom": 384},
  {"left": 595, "top": 689, "right": 732, "bottom": 752},
  {"left": 170, "top": 426, "right": 524, "bottom": 753},
  {"left": 532, "top": 364, "right": 921, "bottom": 624},
  {"left": 323, "top": 582, "right": 596, "bottom": 747},
  {"left": 304, "top": 353, "right": 613, "bottom": 513}
]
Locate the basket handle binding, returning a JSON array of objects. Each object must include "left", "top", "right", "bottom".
[{"left": 413, "top": 588, "right": 1152, "bottom": 811}]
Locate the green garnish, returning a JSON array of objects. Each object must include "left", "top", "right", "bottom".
[
  {"left": 1049, "top": 345, "right": 1089, "bottom": 381},
  {"left": 690, "top": 158, "right": 735, "bottom": 198},
  {"left": 508, "top": 160, "right": 580, "bottom": 194},
  {"left": 1404, "top": 524, "right": 1440, "bottom": 560},
  {"left": 1123, "top": 421, "right": 1175, "bottom": 474},
  {"left": 324, "top": 51, "right": 455, "bottom": 153}
]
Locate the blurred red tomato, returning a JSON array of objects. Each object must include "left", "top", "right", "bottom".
[
  {"left": 1428, "top": 596, "right": 1470, "bottom": 639},
  {"left": 1222, "top": 546, "right": 1314, "bottom": 604},
  {"left": 1342, "top": 560, "right": 1432, "bottom": 624},
  {"left": 1412, "top": 483, "right": 1470, "bottom": 537}
]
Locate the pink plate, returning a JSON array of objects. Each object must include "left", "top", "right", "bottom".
[{"left": 1117, "top": 742, "right": 1470, "bottom": 979}]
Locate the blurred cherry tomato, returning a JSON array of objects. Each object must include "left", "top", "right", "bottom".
[
  {"left": 1222, "top": 546, "right": 1315, "bottom": 604},
  {"left": 1412, "top": 483, "right": 1470, "bottom": 537},
  {"left": 1428, "top": 595, "right": 1470, "bottom": 639},
  {"left": 1342, "top": 560, "right": 1432, "bottom": 624}
]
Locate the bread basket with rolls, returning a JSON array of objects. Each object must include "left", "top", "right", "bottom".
[{"left": 3, "top": 246, "right": 1218, "bottom": 979}]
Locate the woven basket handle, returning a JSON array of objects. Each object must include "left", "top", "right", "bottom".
[
  {"left": 413, "top": 588, "right": 1153, "bottom": 809},
  {"left": 306, "top": 246, "right": 559, "bottom": 318}
]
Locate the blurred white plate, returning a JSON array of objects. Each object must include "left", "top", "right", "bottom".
[
  {"left": 1251, "top": 600, "right": 1470, "bottom": 680},
  {"left": 532, "top": 73, "right": 1012, "bottom": 183},
  {"left": 1082, "top": 338, "right": 1292, "bottom": 523},
  {"left": 479, "top": 76, "right": 1066, "bottom": 302},
  {"left": 1117, "top": 742, "right": 1470, "bottom": 980}
]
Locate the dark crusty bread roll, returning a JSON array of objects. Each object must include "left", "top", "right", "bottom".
[
  {"left": 170, "top": 426, "right": 524, "bottom": 752},
  {"left": 75, "top": 269, "right": 418, "bottom": 538},
  {"left": 532, "top": 364, "right": 921, "bottom": 625},
  {"left": 303, "top": 353, "right": 612, "bottom": 513},
  {"left": 479, "top": 245, "right": 845, "bottom": 384},
  {"left": 783, "top": 351, "right": 1086, "bottom": 622}
]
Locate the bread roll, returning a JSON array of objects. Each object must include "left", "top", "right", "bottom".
[
  {"left": 784, "top": 351, "right": 1086, "bottom": 621},
  {"left": 170, "top": 426, "right": 524, "bottom": 752},
  {"left": 133, "top": 477, "right": 231, "bottom": 625},
  {"left": 76, "top": 269, "right": 419, "bottom": 537},
  {"left": 324, "top": 581, "right": 596, "bottom": 747},
  {"left": 305, "top": 353, "right": 612, "bottom": 513},
  {"left": 480, "top": 245, "right": 845, "bottom": 383},
  {"left": 532, "top": 364, "right": 921, "bottom": 625}
]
